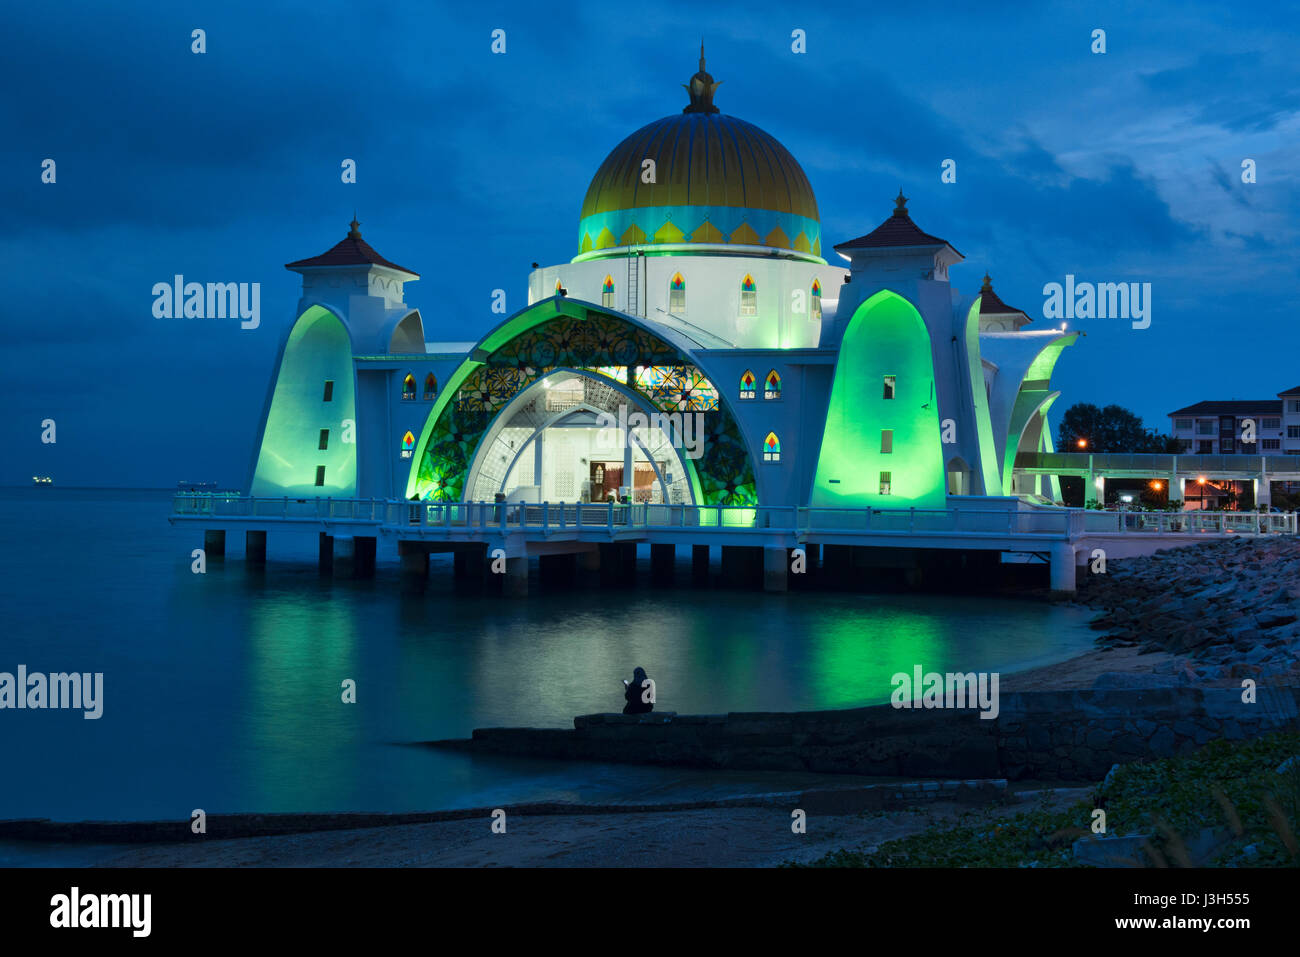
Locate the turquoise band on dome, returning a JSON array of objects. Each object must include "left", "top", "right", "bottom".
[{"left": 577, "top": 205, "right": 822, "bottom": 260}]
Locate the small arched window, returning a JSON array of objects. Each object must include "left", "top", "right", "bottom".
[
  {"left": 424, "top": 373, "right": 438, "bottom": 400},
  {"left": 402, "top": 431, "right": 416, "bottom": 452},
  {"left": 602, "top": 275, "right": 615, "bottom": 308},
  {"left": 402, "top": 373, "right": 416, "bottom": 401},
  {"left": 763, "top": 432, "right": 781, "bottom": 462},
  {"left": 740, "top": 274, "right": 757, "bottom": 317},
  {"left": 554, "top": 278, "right": 563, "bottom": 294},
  {"left": 740, "top": 369, "right": 756, "bottom": 400},
  {"left": 764, "top": 369, "right": 782, "bottom": 400},
  {"left": 810, "top": 278, "right": 822, "bottom": 320},
  {"left": 669, "top": 272, "right": 686, "bottom": 313}
]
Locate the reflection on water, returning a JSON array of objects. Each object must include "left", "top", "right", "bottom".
[{"left": 0, "top": 488, "right": 1098, "bottom": 822}]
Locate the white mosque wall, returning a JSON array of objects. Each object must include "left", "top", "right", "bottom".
[
  {"left": 688, "top": 348, "right": 835, "bottom": 507},
  {"left": 529, "top": 253, "right": 846, "bottom": 349}
]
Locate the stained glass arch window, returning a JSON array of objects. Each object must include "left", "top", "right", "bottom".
[
  {"left": 764, "top": 369, "right": 782, "bottom": 400},
  {"left": 763, "top": 431, "right": 781, "bottom": 462},
  {"left": 424, "top": 372, "right": 438, "bottom": 400},
  {"left": 602, "top": 275, "right": 615, "bottom": 308},
  {"left": 402, "top": 431, "right": 416, "bottom": 451},
  {"left": 740, "top": 369, "right": 756, "bottom": 400},
  {"left": 740, "top": 274, "right": 757, "bottom": 317},
  {"left": 402, "top": 372, "right": 416, "bottom": 400},
  {"left": 669, "top": 272, "right": 686, "bottom": 313},
  {"left": 811, "top": 278, "right": 822, "bottom": 320}
]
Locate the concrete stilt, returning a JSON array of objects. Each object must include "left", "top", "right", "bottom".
[
  {"left": 318, "top": 532, "right": 333, "bottom": 575},
  {"left": 504, "top": 556, "right": 528, "bottom": 597},
  {"left": 398, "top": 541, "right": 428, "bottom": 581},
  {"left": 788, "top": 546, "right": 809, "bottom": 588},
  {"left": 203, "top": 529, "right": 226, "bottom": 559},
  {"left": 650, "top": 544, "right": 675, "bottom": 583},
  {"left": 245, "top": 530, "right": 266, "bottom": 564},
  {"left": 579, "top": 548, "right": 600, "bottom": 573},
  {"left": 763, "top": 546, "right": 788, "bottom": 593},
  {"left": 333, "top": 535, "right": 356, "bottom": 579},
  {"left": 691, "top": 544, "right": 710, "bottom": 584},
  {"left": 1050, "top": 542, "right": 1076, "bottom": 597}
]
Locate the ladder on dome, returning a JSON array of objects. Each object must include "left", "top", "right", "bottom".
[{"left": 626, "top": 252, "right": 640, "bottom": 317}]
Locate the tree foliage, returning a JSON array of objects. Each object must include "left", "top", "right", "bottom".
[{"left": 1057, "top": 402, "right": 1181, "bottom": 454}]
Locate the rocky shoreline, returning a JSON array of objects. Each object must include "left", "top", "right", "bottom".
[{"left": 1077, "top": 537, "right": 1300, "bottom": 686}]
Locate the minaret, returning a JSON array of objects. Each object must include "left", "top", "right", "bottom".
[{"left": 284, "top": 216, "right": 422, "bottom": 352}]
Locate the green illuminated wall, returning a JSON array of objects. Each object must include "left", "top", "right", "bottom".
[
  {"left": 811, "top": 291, "right": 946, "bottom": 508},
  {"left": 250, "top": 306, "right": 357, "bottom": 496}
]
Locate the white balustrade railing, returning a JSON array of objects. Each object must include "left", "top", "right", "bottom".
[{"left": 172, "top": 494, "right": 1298, "bottom": 537}]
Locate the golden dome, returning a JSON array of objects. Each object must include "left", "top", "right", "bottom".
[{"left": 575, "top": 53, "right": 822, "bottom": 261}]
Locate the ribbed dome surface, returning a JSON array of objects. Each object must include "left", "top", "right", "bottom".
[{"left": 581, "top": 113, "right": 819, "bottom": 221}]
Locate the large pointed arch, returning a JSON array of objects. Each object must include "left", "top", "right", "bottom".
[
  {"left": 1004, "top": 390, "right": 1061, "bottom": 496},
  {"left": 388, "top": 310, "right": 425, "bottom": 353},
  {"left": 811, "top": 289, "right": 945, "bottom": 507},
  {"left": 404, "top": 297, "right": 757, "bottom": 505},
  {"left": 249, "top": 305, "right": 356, "bottom": 496}
]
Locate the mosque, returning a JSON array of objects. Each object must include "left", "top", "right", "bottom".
[{"left": 247, "top": 51, "right": 1079, "bottom": 517}]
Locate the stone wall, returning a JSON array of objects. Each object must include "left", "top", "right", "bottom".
[{"left": 439, "top": 687, "right": 1300, "bottom": 781}]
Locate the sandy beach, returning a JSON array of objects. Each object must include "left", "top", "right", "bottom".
[{"left": 94, "top": 785, "right": 1089, "bottom": 868}]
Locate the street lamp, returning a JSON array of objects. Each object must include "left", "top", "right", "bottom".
[
  {"left": 1197, "top": 477, "right": 1207, "bottom": 511},
  {"left": 1076, "top": 438, "right": 1088, "bottom": 450}
]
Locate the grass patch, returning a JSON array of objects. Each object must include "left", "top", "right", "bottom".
[{"left": 787, "top": 731, "right": 1300, "bottom": 867}]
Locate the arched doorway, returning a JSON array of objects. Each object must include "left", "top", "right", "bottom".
[{"left": 464, "top": 370, "right": 696, "bottom": 505}]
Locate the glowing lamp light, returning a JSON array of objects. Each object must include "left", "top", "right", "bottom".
[
  {"left": 1150, "top": 480, "right": 1162, "bottom": 490},
  {"left": 1076, "top": 438, "right": 1088, "bottom": 449}
]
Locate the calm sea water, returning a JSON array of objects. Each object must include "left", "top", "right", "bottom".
[{"left": 0, "top": 487, "right": 1096, "bottom": 825}]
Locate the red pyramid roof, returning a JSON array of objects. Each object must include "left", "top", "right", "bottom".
[
  {"left": 834, "top": 191, "right": 960, "bottom": 255},
  {"left": 285, "top": 219, "right": 419, "bottom": 278}
]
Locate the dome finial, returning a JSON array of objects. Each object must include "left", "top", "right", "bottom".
[
  {"left": 683, "top": 44, "right": 721, "bottom": 114},
  {"left": 893, "top": 189, "right": 909, "bottom": 216},
  {"left": 981, "top": 272, "right": 993, "bottom": 292},
  {"left": 348, "top": 213, "right": 361, "bottom": 239}
]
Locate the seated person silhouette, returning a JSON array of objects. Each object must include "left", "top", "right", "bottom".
[{"left": 622, "top": 666, "right": 654, "bottom": 715}]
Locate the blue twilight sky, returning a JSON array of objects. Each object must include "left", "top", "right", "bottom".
[{"left": 2, "top": 1, "right": 1297, "bottom": 487}]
